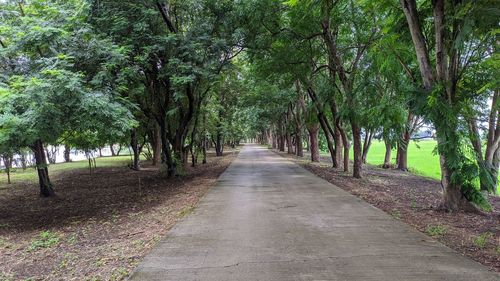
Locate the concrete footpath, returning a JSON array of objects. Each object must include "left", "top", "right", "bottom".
[{"left": 128, "top": 145, "right": 499, "bottom": 280}]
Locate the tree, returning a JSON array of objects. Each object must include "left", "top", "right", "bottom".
[
  {"left": 0, "top": 0, "right": 134, "bottom": 196},
  {"left": 399, "top": 0, "right": 497, "bottom": 210}
]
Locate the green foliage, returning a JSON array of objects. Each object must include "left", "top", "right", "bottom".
[
  {"left": 425, "top": 224, "right": 447, "bottom": 237},
  {"left": 473, "top": 232, "right": 493, "bottom": 249},
  {"left": 0, "top": 0, "right": 134, "bottom": 155},
  {"left": 426, "top": 85, "right": 492, "bottom": 211},
  {"left": 28, "top": 231, "right": 60, "bottom": 252}
]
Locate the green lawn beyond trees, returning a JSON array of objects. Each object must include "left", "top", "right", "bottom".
[
  {"left": 352, "top": 140, "right": 440, "bottom": 179},
  {"left": 0, "top": 156, "right": 132, "bottom": 186}
]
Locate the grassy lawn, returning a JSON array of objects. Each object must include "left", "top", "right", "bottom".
[
  {"left": 359, "top": 140, "right": 441, "bottom": 179},
  {"left": 321, "top": 140, "right": 498, "bottom": 193},
  {"left": 321, "top": 140, "right": 441, "bottom": 179},
  {"left": 0, "top": 155, "right": 134, "bottom": 186}
]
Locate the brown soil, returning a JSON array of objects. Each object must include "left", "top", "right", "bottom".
[
  {"left": 0, "top": 150, "right": 237, "bottom": 281},
  {"left": 275, "top": 150, "right": 500, "bottom": 272}
]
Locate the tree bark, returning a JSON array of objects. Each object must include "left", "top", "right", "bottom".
[
  {"left": 351, "top": 120, "right": 362, "bottom": 178},
  {"left": 296, "top": 132, "right": 303, "bottom": 157},
  {"left": 397, "top": 133, "right": 410, "bottom": 171},
  {"left": 215, "top": 130, "right": 223, "bottom": 157},
  {"left": 397, "top": 143, "right": 408, "bottom": 171},
  {"left": 308, "top": 123, "right": 320, "bottom": 162},
  {"left": 2, "top": 155, "right": 12, "bottom": 184},
  {"left": 483, "top": 90, "right": 500, "bottom": 192},
  {"left": 286, "top": 132, "right": 293, "bottom": 154},
  {"left": 130, "top": 129, "right": 140, "bottom": 171},
  {"left": 31, "top": 139, "right": 54, "bottom": 197},
  {"left": 159, "top": 120, "right": 175, "bottom": 177},
  {"left": 339, "top": 125, "right": 350, "bottom": 172},
  {"left": 400, "top": 0, "right": 434, "bottom": 89},
  {"left": 397, "top": 112, "right": 413, "bottom": 171},
  {"left": 152, "top": 123, "right": 162, "bottom": 166},
  {"left": 361, "top": 129, "right": 374, "bottom": 164}
]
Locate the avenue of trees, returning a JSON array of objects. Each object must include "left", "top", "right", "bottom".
[
  {"left": 239, "top": 0, "right": 498, "bottom": 212},
  {"left": 0, "top": 0, "right": 498, "bottom": 212}
]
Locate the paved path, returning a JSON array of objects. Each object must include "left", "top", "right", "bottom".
[{"left": 129, "top": 145, "right": 499, "bottom": 281}]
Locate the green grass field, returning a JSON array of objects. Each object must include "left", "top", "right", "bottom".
[
  {"left": 321, "top": 140, "right": 441, "bottom": 179},
  {"left": 0, "top": 155, "right": 134, "bottom": 186},
  {"left": 358, "top": 140, "right": 441, "bottom": 179}
]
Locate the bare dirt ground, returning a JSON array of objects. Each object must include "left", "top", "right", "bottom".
[
  {"left": 274, "top": 149, "right": 500, "bottom": 272},
  {"left": 0, "top": 150, "right": 238, "bottom": 281}
]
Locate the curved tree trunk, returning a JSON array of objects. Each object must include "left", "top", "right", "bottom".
[
  {"left": 318, "top": 116, "right": 335, "bottom": 167},
  {"left": 361, "top": 129, "right": 374, "bottom": 164},
  {"left": 110, "top": 144, "right": 116, "bottom": 156}
]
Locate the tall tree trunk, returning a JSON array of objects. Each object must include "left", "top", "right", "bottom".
[
  {"left": 493, "top": 147, "right": 500, "bottom": 195},
  {"left": 296, "top": 132, "right": 303, "bottom": 157},
  {"left": 383, "top": 138, "right": 392, "bottom": 169},
  {"left": 215, "top": 130, "right": 223, "bottom": 157},
  {"left": 330, "top": 102, "right": 342, "bottom": 168},
  {"left": 152, "top": 123, "right": 162, "bottom": 166},
  {"left": 308, "top": 123, "right": 320, "bottom": 162},
  {"left": 401, "top": 0, "right": 479, "bottom": 210},
  {"left": 361, "top": 129, "right": 373, "bottom": 164},
  {"left": 305, "top": 132, "right": 310, "bottom": 152},
  {"left": 482, "top": 90, "right": 500, "bottom": 192},
  {"left": 31, "top": 139, "right": 54, "bottom": 197},
  {"left": 272, "top": 130, "right": 277, "bottom": 149},
  {"left": 397, "top": 131, "right": 410, "bottom": 171},
  {"left": 2, "top": 155, "right": 12, "bottom": 184},
  {"left": 339, "top": 125, "right": 350, "bottom": 172},
  {"left": 278, "top": 122, "right": 286, "bottom": 152},
  {"left": 130, "top": 129, "right": 140, "bottom": 171},
  {"left": 286, "top": 132, "right": 293, "bottom": 154},
  {"left": 159, "top": 120, "right": 175, "bottom": 177},
  {"left": 307, "top": 87, "right": 337, "bottom": 167},
  {"left": 63, "top": 145, "right": 71, "bottom": 162},
  {"left": 351, "top": 120, "right": 362, "bottom": 178},
  {"left": 202, "top": 111, "right": 208, "bottom": 164},
  {"left": 202, "top": 139, "right": 207, "bottom": 164},
  {"left": 98, "top": 148, "right": 103, "bottom": 157},
  {"left": 334, "top": 125, "right": 342, "bottom": 168},
  {"left": 318, "top": 116, "right": 336, "bottom": 167}
]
